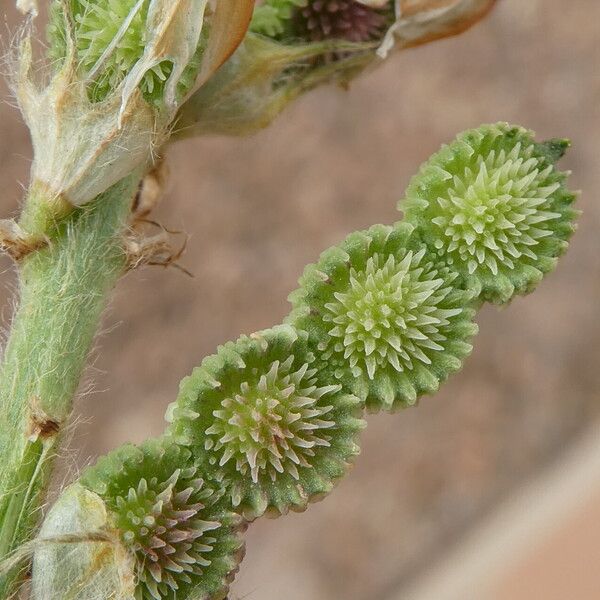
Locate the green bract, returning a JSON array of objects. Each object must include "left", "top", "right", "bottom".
[
  {"left": 401, "top": 123, "right": 578, "bottom": 304},
  {"left": 167, "top": 325, "right": 364, "bottom": 519},
  {"left": 174, "top": 34, "right": 378, "bottom": 139},
  {"left": 289, "top": 223, "right": 478, "bottom": 412},
  {"left": 80, "top": 440, "right": 244, "bottom": 600}
]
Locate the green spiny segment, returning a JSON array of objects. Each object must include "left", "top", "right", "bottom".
[
  {"left": 401, "top": 123, "right": 578, "bottom": 304},
  {"left": 288, "top": 223, "right": 478, "bottom": 412},
  {"left": 80, "top": 440, "right": 245, "bottom": 600},
  {"left": 47, "top": 0, "right": 199, "bottom": 103},
  {"left": 167, "top": 324, "right": 364, "bottom": 519}
]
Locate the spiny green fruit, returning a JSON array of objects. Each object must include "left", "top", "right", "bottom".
[
  {"left": 288, "top": 223, "right": 478, "bottom": 412},
  {"left": 80, "top": 439, "right": 245, "bottom": 600},
  {"left": 167, "top": 324, "right": 364, "bottom": 519},
  {"left": 47, "top": 0, "right": 199, "bottom": 103},
  {"left": 401, "top": 123, "right": 578, "bottom": 304}
]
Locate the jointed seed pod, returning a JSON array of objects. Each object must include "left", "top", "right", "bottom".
[
  {"left": 289, "top": 223, "right": 478, "bottom": 412},
  {"left": 167, "top": 325, "right": 365, "bottom": 519},
  {"left": 77, "top": 440, "right": 245, "bottom": 600},
  {"left": 400, "top": 123, "right": 578, "bottom": 304}
]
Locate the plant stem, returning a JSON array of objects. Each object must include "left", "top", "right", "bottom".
[{"left": 0, "top": 175, "right": 138, "bottom": 597}]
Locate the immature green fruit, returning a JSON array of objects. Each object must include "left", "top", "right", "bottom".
[
  {"left": 289, "top": 223, "right": 478, "bottom": 411},
  {"left": 167, "top": 325, "right": 364, "bottom": 519},
  {"left": 80, "top": 439, "right": 245, "bottom": 600},
  {"left": 47, "top": 0, "right": 201, "bottom": 104},
  {"left": 251, "top": 0, "right": 308, "bottom": 38},
  {"left": 47, "top": 0, "right": 208, "bottom": 104},
  {"left": 401, "top": 123, "right": 578, "bottom": 303}
]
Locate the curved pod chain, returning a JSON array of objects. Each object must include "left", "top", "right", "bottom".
[{"left": 31, "top": 124, "right": 578, "bottom": 600}]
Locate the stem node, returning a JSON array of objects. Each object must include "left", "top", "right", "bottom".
[{"left": 0, "top": 220, "right": 48, "bottom": 262}]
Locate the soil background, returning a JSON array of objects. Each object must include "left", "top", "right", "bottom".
[{"left": 1, "top": 1, "right": 599, "bottom": 598}]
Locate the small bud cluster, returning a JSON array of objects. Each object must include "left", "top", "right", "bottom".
[
  {"left": 294, "top": 0, "right": 389, "bottom": 43},
  {"left": 252, "top": 0, "right": 391, "bottom": 43}
]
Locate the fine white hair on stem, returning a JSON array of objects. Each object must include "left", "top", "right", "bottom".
[
  {"left": 16, "top": 0, "right": 39, "bottom": 17},
  {"left": 0, "top": 19, "right": 28, "bottom": 93}
]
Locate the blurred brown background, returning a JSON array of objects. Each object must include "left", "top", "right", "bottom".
[{"left": 1, "top": 0, "right": 599, "bottom": 598}]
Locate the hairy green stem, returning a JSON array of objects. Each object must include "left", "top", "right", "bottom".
[{"left": 0, "top": 176, "right": 138, "bottom": 596}]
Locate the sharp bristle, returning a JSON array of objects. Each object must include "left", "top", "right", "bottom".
[
  {"left": 206, "top": 358, "right": 337, "bottom": 484},
  {"left": 114, "top": 465, "right": 225, "bottom": 599}
]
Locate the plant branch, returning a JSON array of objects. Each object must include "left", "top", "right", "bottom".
[{"left": 0, "top": 175, "right": 139, "bottom": 597}]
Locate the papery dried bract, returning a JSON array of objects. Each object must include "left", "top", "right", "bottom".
[
  {"left": 16, "top": 0, "right": 38, "bottom": 16},
  {"left": 18, "top": 39, "right": 156, "bottom": 207},
  {"left": 119, "top": 0, "right": 209, "bottom": 118},
  {"left": 195, "top": 0, "right": 256, "bottom": 89},
  {"left": 378, "top": 0, "right": 497, "bottom": 57},
  {"left": 18, "top": 0, "right": 252, "bottom": 207},
  {"left": 355, "top": 0, "right": 390, "bottom": 7},
  {"left": 32, "top": 484, "right": 136, "bottom": 600}
]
